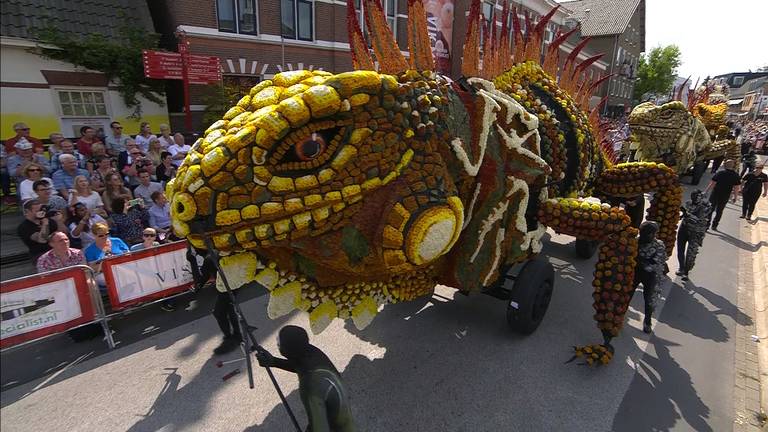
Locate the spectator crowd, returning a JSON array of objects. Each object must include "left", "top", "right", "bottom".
[{"left": 3, "top": 121, "right": 186, "bottom": 302}]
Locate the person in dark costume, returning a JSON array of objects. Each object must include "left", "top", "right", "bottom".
[
  {"left": 607, "top": 194, "right": 645, "bottom": 229},
  {"left": 704, "top": 159, "right": 741, "bottom": 231},
  {"left": 740, "top": 165, "right": 768, "bottom": 221},
  {"left": 186, "top": 246, "right": 241, "bottom": 355},
  {"left": 633, "top": 221, "right": 668, "bottom": 334},
  {"left": 257, "top": 325, "right": 355, "bottom": 432},
  {"left": 675, "top": 190, "right": 712, "bottom": 281}
]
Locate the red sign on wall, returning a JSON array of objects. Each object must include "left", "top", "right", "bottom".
[{"left": 142, "top": 50, "right": 222, "bottom": 84}]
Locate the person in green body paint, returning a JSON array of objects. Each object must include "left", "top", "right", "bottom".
[{"left": 256, "top": 325, "right": 355, "bottom": 432}]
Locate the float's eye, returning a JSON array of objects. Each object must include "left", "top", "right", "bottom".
[{"left": 296, "top": 132, "right": 326, "bottom": 161}]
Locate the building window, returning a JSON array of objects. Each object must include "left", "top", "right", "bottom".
[
  {"left": 58, "top": 90, "right": 108, "bottom": 117},
  {"left": 733, "top": 76, "right": 744, "bottom": 86},
  {"left": 224, "top": 75, "right": 262, "bottom": 95},
  {"left": 217, "top": 0, "right": 258, "bottom": 34},
  {"left": 282, "top": 0, "right": 313, "bottom": 40}
]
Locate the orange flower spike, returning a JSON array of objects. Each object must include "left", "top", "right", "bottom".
[
  {"left": 346, "top": 0, "right": 375, "bottom": 70},
  {"left": 362, "top": 0, "right": 408, "bottom": 73},
  {"left": 461, "top": 0, "right": 482, "bottom": 77},
  {"left": 406, "top": 0, "right": 434, "bottom": 71}
]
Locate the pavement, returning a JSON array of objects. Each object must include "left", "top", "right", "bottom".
[{"left": 0, "top": 170, "right": 765, "bottom": 431}]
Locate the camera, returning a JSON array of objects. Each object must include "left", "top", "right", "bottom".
[{"left": 36, "top": 205, "right": 59, "bottom": 219}]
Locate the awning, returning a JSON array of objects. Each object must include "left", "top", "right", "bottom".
[{"left": 728, "top": 98, "right": 744, "bottom": 105}]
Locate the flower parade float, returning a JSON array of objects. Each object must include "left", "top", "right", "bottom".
[
  {"left": 628, "top": 80, "right": 736, "bottom": 185},
  {"left": 166, "top": 0, "right": 681, "bottom": 364}
]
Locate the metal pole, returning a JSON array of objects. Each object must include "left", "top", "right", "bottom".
[
  {"left": 177, "top": 31, "right": 193, "bottom": 132},
  {"left": 202, "top": 238, "right": 302, "bottom": 432}
]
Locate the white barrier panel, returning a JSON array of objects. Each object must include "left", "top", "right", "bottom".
[
  {"left": 102, "top": 241, "right": 194, "bottom": 310},
  {"left": 1, "top": 267, "right": 96, "bottom": 348}
]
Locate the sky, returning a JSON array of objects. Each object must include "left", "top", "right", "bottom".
[
  {"left": 642, "top": 0, "right": 767, "bottom": 82},
  {"left": 556, "top": 0, "right": 767, "bottom": 83}
]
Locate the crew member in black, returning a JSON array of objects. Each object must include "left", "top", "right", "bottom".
[
  {"left": 185, "top": 247, "right": 240, "bottom": 355},
  {"left": 257, "top": 325, "right": 355, "bottom": 432},
  {"left": 741, "top": 165, "right": 767, "bottom": 221},
  {"left": 676, "top": 190, "right": 712, "bottom": 281},
  {"left": 633, "top": 221, "right": 668, "bottom": 334},
  {"left": 608, "top": 195, "right": 645, "bottom": 229},
  {"left": 704, "top": 159, "right": 741, "bottom": 231}
]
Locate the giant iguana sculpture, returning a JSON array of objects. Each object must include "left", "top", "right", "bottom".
[
  {"left": 628, "top": 101, "right": 711, "bottom": 174},
  {"left": 166, "top": 0, "right": 682, "bottom": 361},
  {"left": 629, "top": 81, "right": 737, "bottom": 175}
]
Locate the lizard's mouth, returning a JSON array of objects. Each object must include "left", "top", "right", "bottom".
[{"left": 210, "top": 249, "right": 436, "bottom": 333}]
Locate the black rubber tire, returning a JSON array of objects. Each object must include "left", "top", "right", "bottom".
[
  {"left": 575, "top": 239, "right": 599, "bottom": 259},
  {"left": 506, "top": 258, "right": 555, "bottom": 335}
]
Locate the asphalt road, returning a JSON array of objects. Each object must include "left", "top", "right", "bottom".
[{"left": 0, "top": 171, "right": 755, "bottom": 431}]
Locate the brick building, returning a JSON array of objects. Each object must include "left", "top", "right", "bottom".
[
  {"left": 561, "top": 0, "right": 646, "bottom": 116},
  {"left": 0, "top": 0, "right": 169, "bottom": 139},
  {"left": 150, "top": 0, "right": 414, "bottom": 131}
]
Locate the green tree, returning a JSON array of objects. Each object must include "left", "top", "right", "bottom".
[
  {"left": 33, "top": 24, "right": 165, "bottom": 114},
  {"left": 200, "top": 83, "right": 242, "bottom": 126},
  {"left": 633, "top": 45, "right": 682, "bottom": 101}
]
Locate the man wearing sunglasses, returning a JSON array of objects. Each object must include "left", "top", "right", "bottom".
[
  {"left": 4, "top": 122, "right": 44, "bottom": 155},
  {"left": 105, "top": 121, "right": 130, "bottom": 157}
]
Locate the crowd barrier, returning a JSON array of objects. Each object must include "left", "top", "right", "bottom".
[{"left": 0, "top": 241, "right": 194, "bottom": 351}]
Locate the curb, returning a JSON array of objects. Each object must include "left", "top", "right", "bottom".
[{"left": 752, "top": 194, "right": 768, "bottom": 420}]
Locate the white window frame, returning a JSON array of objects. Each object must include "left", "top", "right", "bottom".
[
  {"left": 216, "top": 0, "right": 259, "bottom": 35},
  {"left": 54, "top": 87, "right": 111, "bottom": 119},
  {"left": 282, "top": 0, "right": 315, "bottom": 41},
  {"left": 733, "top": 76, "right": 744, "bottom": 86}
]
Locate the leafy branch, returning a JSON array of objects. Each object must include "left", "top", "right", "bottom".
[{"left": 32, "top": 24, "right": 165, "bottom": 109}]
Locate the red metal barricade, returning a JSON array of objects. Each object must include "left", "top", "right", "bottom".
[
  {"left": 1, "top": 266, "right": 99, "bottom": 349},
  {"left": 101, "top": 241, "right": 194, "bottom": 310}
]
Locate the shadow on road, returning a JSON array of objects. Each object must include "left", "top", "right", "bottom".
[
  {"left": 0, "top": 287, "right": 266, "bottom": 406},
  {"left": 708, "top": 230, "right": 765, "bottom": 252},
  {"left": 657, "top": 281, "right": 752, "bottom": 343},
  {"left": 612, "top": 336, "right": 712, "bottom": 432}
]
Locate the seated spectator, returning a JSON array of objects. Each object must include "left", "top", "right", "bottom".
[
  {"left": 110, "top": 196, "right": 149, "bottom": 244},
  {"left": 120, "top": 147, "right": 153, "bottom": 189},
  {"left": 84, "top": 222, "right": 130, "bottom": 287},
  {"left": 52, "top": 154, "right": 89, "bottom": 200},
  {"left": 48, "top": 133, "right": 65, "bottom": 162},
  {"left": 76, "top": 126, "right": 102, "bottom": 157},
  {"left": 167, "top": 133, "right": 191, "bottom": 167},
  {"left": 158, "top": 123, "right": 174, "bottom": 148},
  {"left": 148, "top": 191, "right": 171, "bottom": 235},
  {"left": 18, "top": 162, "right": 55, "bottom": 200},
  {"left": 147, "top": 137, "right": 163, "bottom": 167},
  {"left": 36, "top": 231, "right": 86, "bottom": 273},
  {"left": 134, "top": 170, "right": 163, "bottom": 206},
  {"left": 17, "top": 199, "right": 62, "bottom": 264},
  {"left": 33, "top": 180, "right": 69, "bottom": 213},
  {"left": 156, "top": 151, "right": 177, "bottom": 185},
  {"left": 90, "top": 156, "right": 115, "bottom": 193},
  {"left": 105, "top": 121, "right": 130, "bottom": 157},
  {"left": 130, "top": 228, "right": 160, "bottom": 251},
  {"left": 4, "top": 122, "right": 44, "bottom": 155},
  {"left": 86, "top": 142, "right": 109, "bottom": 173},
  {"left": 68, "top": 202, "right": 108, "bottom": 250},
  {"left": 135, "top": 122, "right": 156, "bottom": 153},
  {"left": 102, "top": 171, "right": 133, "bottom": 213},
  {"left": 50, "top": 139, "right": 86, "bottom": 172},
  {"left": 7, "top": 139, "right": 50, "bottom": 185},
  {"left": 68, "top": 174, "right": 107, "bottom": 216}
]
